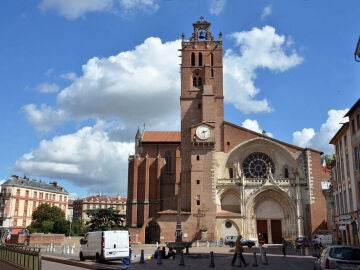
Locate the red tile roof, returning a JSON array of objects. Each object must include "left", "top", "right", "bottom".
[{"left": 142, "top": 131, "right": 181, "bottom": 142}]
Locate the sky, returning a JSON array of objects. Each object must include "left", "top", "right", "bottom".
[{"left": 1, "top": 0, "right": 359, "bottom": 199}]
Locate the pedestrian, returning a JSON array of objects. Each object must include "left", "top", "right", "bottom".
[
  {"left": 153, "top": 246, "right": 160, "bottom": 259},
  {"left": 282, "top": 237, "right": 287, "bottom": 257},
  {"left": 167, "top": 247, "right": 176, "bottom": 259},
  {"left": 231, "top": 235, "right": 248, "bottom": 266},
  {"left": 160, "top": 246, "right": 166, "bottom": 259},
  {"left": 258, "top": 233, "right": 265, "bottom": 247}
]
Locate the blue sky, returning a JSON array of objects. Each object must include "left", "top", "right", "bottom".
[{"left": 1, "top": 0, "right": 359, "bottom": 199}]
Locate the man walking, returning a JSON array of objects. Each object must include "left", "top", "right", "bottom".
[{"left": 231, "top": 235, "right": 248, "bottom": 266}]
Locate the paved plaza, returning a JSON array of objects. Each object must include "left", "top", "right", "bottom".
[{"left": 40, "top": 244, "right": 316, "bottom": 270}]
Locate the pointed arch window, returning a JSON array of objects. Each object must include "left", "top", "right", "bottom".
[
  {"left": 199, "top": 53, "right": 203, "bottom": 66},
  {"left": 165, "top": 151, "right": 172, "bottom": 173},
  {"left": 192, "top": 71, "right": 203, "bottom": 87},
  {"left": 191, "top": 52, "right": 195, "bottom": 66},
  {"left": 284, "top": 168, "right": 289, "bottom": 178},
  {"left": 229, "top": 168, "right": 234, "bottom": 178}
]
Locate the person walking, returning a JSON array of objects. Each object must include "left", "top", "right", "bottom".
[
  {"left": 282, "top": 237, "right": 287, "bottom": 257},
  {"left": 231, "top": 235, "right": 248, "bottom": 266}
]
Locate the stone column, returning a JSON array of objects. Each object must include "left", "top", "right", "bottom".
[{"left": 295, "top": 173, "right": 304, "bottom": 237}]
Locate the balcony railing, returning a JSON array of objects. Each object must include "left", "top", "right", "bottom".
[{"left": 216, "top": 177, "right": 296, "bottom": 187}]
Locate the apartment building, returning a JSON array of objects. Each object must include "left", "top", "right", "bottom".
[
  {"left": 330, "top": 98, "right": 360, "bottom": 245},
  {"left": 0, "top": 175, "right": 69, "bottom": 234},
  {"left": 72, "top": 193, "right": 126, "bottom": 222}
]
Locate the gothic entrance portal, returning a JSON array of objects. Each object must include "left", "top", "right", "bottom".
[{"left": 252, "top": 188, "right": 293, "bottom": 244}]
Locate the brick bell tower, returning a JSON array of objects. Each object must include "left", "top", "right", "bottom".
[{"left": 180, "top": 17, "right": 224, "bottom": 237}]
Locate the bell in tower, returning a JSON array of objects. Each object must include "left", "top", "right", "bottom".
[{"left": 190, "top": 16, "right": 214, "bottom": 42}]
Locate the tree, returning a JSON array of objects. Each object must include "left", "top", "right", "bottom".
[
  {"left": 70, "top": 219, "right": 86, "bottom": 236},
  {"left": 29, "top": 204, "right": 68, "bottom": 234},
  {"left": 85, "top": 208, "right": 126, "bottom": 231}
]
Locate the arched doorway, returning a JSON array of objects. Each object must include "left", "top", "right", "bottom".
[
  {"left": 255, "top": 199, "right": 284, "bottom": 244},
  {"left": 145, "top": 221, "right": 160, "bottom": 244},
  {"left": 246, "top": 188, "right": 296, "bottom": 244}
]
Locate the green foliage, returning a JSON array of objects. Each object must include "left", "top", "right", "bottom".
[
  {"left": 70, "top": 219, "right": 87, "bottom": 236},
  {"left": 29, "top": 204, "right": 68, "bottom": 234},
  {"left": 40, "top": 220, "right": 54, "bottom": 233},
  {"left": 324, "top": 154, "right": 336, "bottom": 167},
  {"left": 85, "top": 208, "right": 127, "bottom": 231}
]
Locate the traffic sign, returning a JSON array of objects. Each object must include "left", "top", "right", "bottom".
[
  {"left": 339, "top": 214, "right": 351, "bottom": 220},
  {"left": 338, "top": 220, "right": 352, "bottom": 225}
]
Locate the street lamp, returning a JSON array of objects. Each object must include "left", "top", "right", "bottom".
[{"left": 355, "top": 36, "right": 360, "bottom": 62}]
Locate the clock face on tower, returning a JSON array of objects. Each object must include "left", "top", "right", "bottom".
[{"left": 196, "top": 125, "right": 211, "bottom": 140}]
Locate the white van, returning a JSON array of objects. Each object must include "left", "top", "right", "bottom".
[{"left": 79, "top": 230, "right": 130, "bottom": 262}]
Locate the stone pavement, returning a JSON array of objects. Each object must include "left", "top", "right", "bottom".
[{"left": 41, "top": 244, "right": 316, "bottom": 270}]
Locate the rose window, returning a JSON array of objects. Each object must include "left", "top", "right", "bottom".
[{"left": 242, "top": 152, "right": 275, "bottom": 178}]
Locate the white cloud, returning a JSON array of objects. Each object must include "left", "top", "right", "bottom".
[
  {"left": 119, "top": 0, "right": 159, "bottom": 15},
  {"left": 39, "top": 0, "right": 158, "bottom": 20},
  {"left": 59, "top": 72, "right": 77, "bottom": 81},
  {"left": 293, "top": 128, "right": 315, "bottom": 147},
  {"left": 224, "top": 26, "right": 303, "bottom": 114},
  {"left": 12, "top": 121, "right": 133, "bottom": 195},
  {"left": 242, "top": 119, "right": 273, "bottom": 137},
  {"left": 292, "top": 109, "right": 348, "bottom": 154},
  {"left": 36, "top": 82, "right": 60, "bottom": 93},
  {"left": 23, "top": 37, "right": 181, "bottom": 135},
  {"left": 209, "top": 0, "right": 226, "bottom": 15},
  {"left": 22, "top": 104, "right": 68, "bottom": 133},
  {"left": 261, "top": 6, "right": 272, "bottom": 21}
]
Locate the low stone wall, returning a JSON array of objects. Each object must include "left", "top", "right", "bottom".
[{"left": 9, "top": 233, "right": 65, "bottom": 245}]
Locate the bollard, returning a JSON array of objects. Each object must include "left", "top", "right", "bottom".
[
  {"left": 67, "top": 245, "right": 70, "bottom": 254},
  {"left": 179, "top": 251, "right": 185, "bottom": 266},
  {"left": 305, "top": 246, "right": 309, "bottom": 256},
  {"left": 156, "top": 241, "right": 159, "bottom": 248},
  {"left": 252, "top": 252, "right": 258, "bottom": 267},
  {"left": 71, "top": 245, "right": 74, "bottom": 254},
  {"left": 207, "top": 241, "right": 210, "bottom": 247},
  {"left": 261, "top": 250, "right": 268, "bottom": 265},
  {"left": 209, "top": 251, "right": 215, "bottom": 267},
  {"left": 197, "top": 240, "right": 199, "bottom": 247},
  {"left": 140, "top": 249, "right": 145, "bottom": 263}
]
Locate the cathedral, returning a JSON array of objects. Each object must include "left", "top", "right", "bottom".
[{"left": 126, "top": 18, "right": 328, "bottom": 244}]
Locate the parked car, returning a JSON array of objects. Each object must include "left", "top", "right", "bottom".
[
  {"left": 224, "top": 236, "right": 237, "bottom": 247},
  {"left": 295, "top": 236, "right": 310, "bottom": 250},
  {"left": 240, "top": 238, "right": 255, "bottom": 248},
  {"left": 224, "top": 236, "right": 255, "bottom": 248},
  {"left": 313, "top": 245, "right": 360, "bottom": 270}
]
